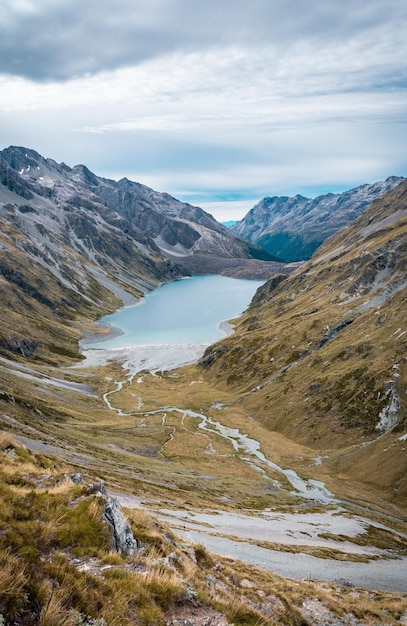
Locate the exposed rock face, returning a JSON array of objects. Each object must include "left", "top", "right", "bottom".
[
  {"left": 88, "top": 481, "right": 138, "bottom": 556},
  {"left": 0, "top": 145, "right": 283, "bottom": 363},
  {"left": 376, "top": 368, "right": 402, "bottom": 433},
  {"left": 231, "top": 177, "right": 405, "bottom": 262},
  {"left": 249, "top": 273, "right": 289, "bottom": 307},
  {"left": 0, "top": 145, "right": 274, "bottom": 276},
  {"left": 103, "top": 496, "right": 138, "bottom": 556}
]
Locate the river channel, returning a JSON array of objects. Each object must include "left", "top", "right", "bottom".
[{"left": 82, "top": 274, "right": 407, "bottom": 593}]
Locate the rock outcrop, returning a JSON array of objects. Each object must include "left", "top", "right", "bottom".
[{"left": 88, "top": 481, "right": 138, "bottom": 556}]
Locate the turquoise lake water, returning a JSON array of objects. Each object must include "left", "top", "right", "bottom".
[{"left": 87, "top": 274, "right": 264, "bottom": 349}]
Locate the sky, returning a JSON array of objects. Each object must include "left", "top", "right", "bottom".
[{"left": 0, "top": 0, "right": 406, "bottom": 221}]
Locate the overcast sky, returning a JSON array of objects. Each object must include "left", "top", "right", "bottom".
[{"left": 1, "top": 0, "right": 406, "bottom": 220}]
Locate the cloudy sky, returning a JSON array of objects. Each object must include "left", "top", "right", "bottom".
[{"left": 1, "top": 0, "right": 406, "bottom": 220}]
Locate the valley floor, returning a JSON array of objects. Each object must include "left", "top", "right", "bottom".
[{"left": 3, "top": 343, "right": 407, "bottom": 596}]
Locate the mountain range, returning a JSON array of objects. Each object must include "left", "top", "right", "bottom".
[
  {"left": 1, "top": 144, "right": 406, "bottom": 500},
  {"left": 1, "top": 145, "right": 406, "bottom": 464},
  {"left": 231, "top": 176, "right": 405, "bottom": 262},
  {"left": 0, "top": 146, "right": 406, "bottom": 624},
  {"left": 0, "top": 146, "right": 284, "bottom": 364}
]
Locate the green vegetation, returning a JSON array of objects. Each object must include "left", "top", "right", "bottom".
[{"left": 200, "top": 182, "right": 407, "bottom": 507}]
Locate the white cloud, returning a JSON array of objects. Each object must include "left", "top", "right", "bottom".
[
  {"left": 0, "top": 0, "right": 406, "bottom": 216},
  {"left": 198, "top": 201, "right": 259, "bottom": 223}
]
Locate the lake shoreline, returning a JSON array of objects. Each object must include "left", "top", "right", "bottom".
[
  {"left": 82, "top": 274, "right": 263, "bottom": 352},
  {"left": 79, "top": 321, "right": 125, "bottom": 348}
]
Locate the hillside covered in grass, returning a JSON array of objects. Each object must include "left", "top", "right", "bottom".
[
  {"left": 1, "top": 148, "right": 407, "bottom": 622},
  {"left": 0, "top": 146, "right": 282, "bottom": 366},
  {"left": 200, "top": 179, "right": 407, "bottom": 505}
]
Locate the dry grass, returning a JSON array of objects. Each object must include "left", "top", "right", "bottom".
[
  {"left": 0, "top": 550, "right": 27, "bottom": 619},
  {"left": 196, "top": 196, "right": 407, "bottom": 507},
  {"left": 0, "top": 289, "right": 403, "bottom": 516},
  {"left": 39, "top": 588, "right": 76, "bottom": 626},
  {"left": 0, "top": 437, "right": 406, "bottom": 625},
  {"left": 0, "top": 186, "right": 406, "bottom": 622}
]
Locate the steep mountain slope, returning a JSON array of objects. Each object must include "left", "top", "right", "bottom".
[
  {"left": 0, "top": 150, "right": 407, "bottom": 615},
  {"left": 0, "top": 150, "right": 179, "bottom": 364},
  {"left": 0, "top": 146, "right": 280, "bottom": 363},
  {"left": 1, "top": 146, "right": 407, "bottom": 619},
  {"left": 231, "top": 176, "right": 404, "bottom": 261},
  {"left": 200, "top": 179, "right": 407, "bottom": 499},
  {"left": 0, "top": 146, "right": 274, "bottom": 265}
]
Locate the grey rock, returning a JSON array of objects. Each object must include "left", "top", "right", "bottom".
[
  {"left": 0, "top": 145, "right": 274, "bottom": 295},
  {"left": 231, "top": 177, "right": 405, "bottom": 262},
  {"left": 71, "top": 472, "right": 83, "bottom": 484},
  {"left": 103, "top": 495, "right": 138, "bottom": 556},
  {"left": 2, "top": 446, "right": 19, "bottom": 459},
  {"left": 334, "top": 578, "right": 355, "bottom": 588},
  {"left": 316, "top": 318, "right": 354, "bottom": 350},
  {"left": 88, "top": 481, "right": 138, "bottom": 556}
]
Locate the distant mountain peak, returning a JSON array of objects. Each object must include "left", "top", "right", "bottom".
[{"left": 231, "top": 177, "right": 406, "bottom": 262}]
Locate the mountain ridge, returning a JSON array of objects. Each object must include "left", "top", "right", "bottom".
[
  {"left": 0, "top": 148, "right": 407, "bottom": 622},
  {"left": 0, "top": 145, "right": 285, "bottom": 364},
  {"left": 0, "top": 145, "right": 276, "bottom": 264},
  {"left": 200, "top": 179, "right": 407, "bottom": 501},
  {"left": 231, "top": 176, "right": 405, "bottom": 262}
]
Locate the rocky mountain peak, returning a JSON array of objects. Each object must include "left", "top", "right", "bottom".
[
  {"left": 231, "top": 177, "right": 405, "bottom": 262},
  {"left": 0, "top": 145, "right": 284, "bottom": 363},
  {"left": 71, "top": 163, "right": 101, "bottom": 186}
]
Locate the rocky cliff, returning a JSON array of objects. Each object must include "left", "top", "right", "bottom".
[
  {"left": 0, "top": 145, "right": 274, "bottom": 266},
  {"left": 231, "top": 177, "right": 405, "bottom": 261}
]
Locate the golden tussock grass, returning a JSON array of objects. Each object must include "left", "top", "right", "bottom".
[
  {"left": 0, "top": 437, "right": 406, "bottom": 625},
  {"left": 0, "top": 550, "right": 27, "bottom": 615},
  {"left": 39, "top": 588, "right": 76, "bottom": 626}
]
